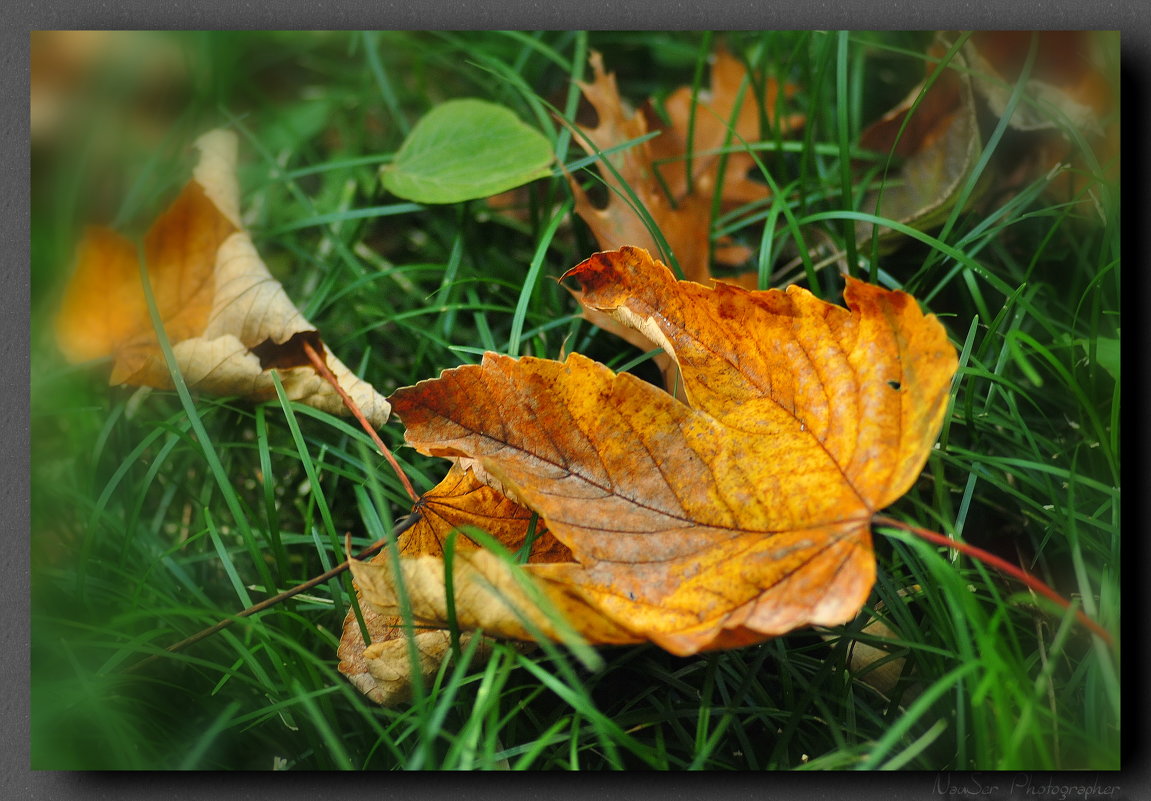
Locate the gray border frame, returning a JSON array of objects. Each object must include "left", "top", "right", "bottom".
[{"left": 12, "top": 1, "right": 1147, "bottom": 797}]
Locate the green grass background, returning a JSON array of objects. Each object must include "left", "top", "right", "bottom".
[{"left": 30, "top": 30, "right": 1119, "bottom": 770}]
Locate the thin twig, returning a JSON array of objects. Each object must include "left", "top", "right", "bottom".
[
  {"left": 874, "top": 515, "right": 1113, "bottom": 646},
  {"left": 123, "top": 512, "right": 422, "bottom": 673},
  {"left": 124, "top": 341, "right": 425, "bottom": 673},
  {"left": 301, "top": 338, "right": 419, "bottom": 502}
]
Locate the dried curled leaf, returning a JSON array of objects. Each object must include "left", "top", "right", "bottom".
[
  {"left": 964, "top": 30, "right": 1117, "bottom": 207},
  {"left": 857, "top": 37, "right": 983, "bottom": 243},
  {"left": 54, "top": 129, "right": 390, "bottom": 427},
  {"left": 356, "top": 247, "right": 956, "bottom": 661},
  {"left": 858, "top": 31, "right": 1117, "bottom": 244}
]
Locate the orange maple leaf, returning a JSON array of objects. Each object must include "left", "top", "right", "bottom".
[
  {"left": 54, "top": 129, "right": 390, "bottom": 427},
  {"left": 351, "top": 247, "right": 957, "bottom": 658}
]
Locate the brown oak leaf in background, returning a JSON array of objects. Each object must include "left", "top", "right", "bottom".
[
  {"left": 347, "top": 246, "right": 956, "bottom": 692},
  {"left": 570, "top": 49, "right": 803, "bottom": 285},
  {"left": 54, "top": 129, "right": 391, "bottom": 428}
]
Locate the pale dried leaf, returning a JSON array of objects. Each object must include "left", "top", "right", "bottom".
[
  {"left": 338, "top": 464, "right": 573, "bottom": 704},
  {"left": 54, "top": 128, "right": 391, "bottom": 428}
]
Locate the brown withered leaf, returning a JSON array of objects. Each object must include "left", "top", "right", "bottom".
[
  {"left": 857, "top": 36, "right": 983, "bottom": 244},
  {"left": 858, "top": 31, "right": 1117, "bottom": 245},
  {"left": 966, "top": 31, "right": 1113, "bottom": 134},
  {"left": 31, "top": 31, "right": 186, "bottom": 147},
  {"left": 352, "top": 247, "right": 957, "bottom": 661},
  {"left": 54, "top": 129, "right": 390, "bottom": 428},
  {"left": 338, "top": 463, "right": 572, "bottom": 705},
  {"left": 570, "top": 49, "right": 802, "bottom": 284},
  {"left": 652, "top": 47, "right": 804, "bottom": 212}
]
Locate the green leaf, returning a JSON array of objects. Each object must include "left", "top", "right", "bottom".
[{"left": 381, "top": 98, "right": 554, "bottom": 203}]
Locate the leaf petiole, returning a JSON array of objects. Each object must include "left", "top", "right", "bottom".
[
  {"left": 873, "top": 514, "right": 1113, "bottom": 646},
  {"left": 299, "top": 338, "right": 418, "bottom": 502}
]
